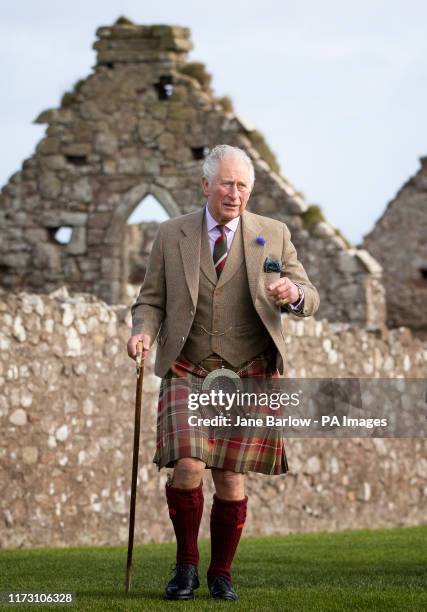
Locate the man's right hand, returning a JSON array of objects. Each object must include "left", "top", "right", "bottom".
[{"left": 127, "top": 333, "right": 151, "bottom": 361}]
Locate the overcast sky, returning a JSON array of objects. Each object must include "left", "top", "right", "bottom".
[{"left": 1, "top": 0, "right": 426, "bottom": 244}]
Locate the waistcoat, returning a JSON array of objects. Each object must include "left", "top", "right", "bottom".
[{"left": 182, "top": 219, "right": 271, "bottom": 366}]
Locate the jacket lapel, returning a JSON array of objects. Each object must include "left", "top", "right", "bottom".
[
  {"left": 179, "top": 209, "right": 266, "bottom": 306},
  {"left": 199, "top": 218, "right": 218, "bottom": 285},
  {"left": 179, "top": 209, "right": 204, "bottom": 308},
  {"left": 242, "top": 210, "right": 265, "bottom": 303}
]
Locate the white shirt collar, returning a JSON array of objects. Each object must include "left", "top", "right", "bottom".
[{"left": 205, "top": 204, "right": 240, "bottom": 233}]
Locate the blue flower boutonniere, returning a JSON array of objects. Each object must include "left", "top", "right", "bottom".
[
  {"left": 256, "top": 236, "right": 266, "bottom": 245},
  {"left": 263, "top": 256, "right": 285, "bottom": 273}
]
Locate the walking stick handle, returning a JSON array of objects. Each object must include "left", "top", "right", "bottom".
[{"left": 135, "top": 340, "right": 144, "bottom": 376}]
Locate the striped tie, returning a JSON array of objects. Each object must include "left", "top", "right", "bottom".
[{"left": 213, "top": 225, "right": 228, "bottom": 278}]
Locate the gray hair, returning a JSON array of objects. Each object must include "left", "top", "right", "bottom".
[{"left": 202, "top": 144, "right": 255, "bottom": 187}]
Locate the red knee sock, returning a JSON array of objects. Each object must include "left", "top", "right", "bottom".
[
  {"left": 207, "top": 494, "right": 248, "bottom": 581},
  {"left": 166, "top": 481, "right": 204, "bottom": 566}
]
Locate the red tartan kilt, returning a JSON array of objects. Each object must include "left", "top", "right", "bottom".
[{"left": 153, "top": 354, "right": 288, "bottom": 475}]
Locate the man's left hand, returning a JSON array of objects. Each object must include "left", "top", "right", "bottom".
[{"left": 267, "top": 278, "right": 300, "bottom": 307}]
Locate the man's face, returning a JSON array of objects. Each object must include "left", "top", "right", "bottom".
[{"left": 202, "top": 157, "right": 253, "bottom": 224}]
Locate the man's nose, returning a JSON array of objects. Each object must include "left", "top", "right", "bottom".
[{"left": 228, "top": 184, "right": 239, "bottom": 199}]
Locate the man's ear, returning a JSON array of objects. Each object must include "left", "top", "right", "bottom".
[{"left": 202, "top": 177, "right": 210, "bottom": 196}]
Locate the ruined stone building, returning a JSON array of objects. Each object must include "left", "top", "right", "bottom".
[
  {"left": 1, "top": 19, "right": 426, "bottom": 549},
  {"left": 0, "top": 19, "right": 384, "bottom": 328},
  {"left": 363, "top": 157, "right": 427, "bottom": 338}
]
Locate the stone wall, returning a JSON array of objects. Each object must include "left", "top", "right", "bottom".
[
  {"left": 0, "top": 19, "right": 385, "bottom": 328},
  {"left": 1, "top": 289, "right": 425, "bottom": 549},
  {"left": 123, "top": 221, "right": 160, "bottom": 300},
  {"left": 363, "top": 156, "right": 427, "bottom": 337}
]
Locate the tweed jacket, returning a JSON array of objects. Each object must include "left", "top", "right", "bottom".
[{"left": 131, "top": 208, "right": 320, "bottom": 377}]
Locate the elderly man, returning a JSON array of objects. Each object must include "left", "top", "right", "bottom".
[{"left": 127, "top": 144, "right": 319, "bottom": 601}]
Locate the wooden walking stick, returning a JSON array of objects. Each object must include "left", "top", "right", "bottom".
[{"left": 125, "top": 340, "right": 145, "bottom": 593}]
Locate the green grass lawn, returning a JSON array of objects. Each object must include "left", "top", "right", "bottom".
[{"left": 0, "top": 527, "right": 426, "bottom": 611}]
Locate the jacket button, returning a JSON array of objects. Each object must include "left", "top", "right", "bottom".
[{"left": 181, "top": 336, "right": 185, "bottom": 342}]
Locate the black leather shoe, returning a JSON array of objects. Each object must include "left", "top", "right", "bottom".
[
  {"left": 208, "top": 576, "right": 238, "bottom": 601},
  {"left": 165, "top": 563, "right": 200, "bottom": 600}
]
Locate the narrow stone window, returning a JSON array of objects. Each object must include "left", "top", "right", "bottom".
[
  {"left": 48, "top": 226, "right": 73, "bottom": 245},
  {"left": 127, "top": 195, "right": 170, "bottom": 225},
  {"left": 191, "top": 146, "right": 209, "bottom": 160},
  {"left": 124, "top": 195, "right": 170, "bottom": 290},
  {"left": 154, "top": 76, "right": 174, "bottom": 100},
  {"left": 66, "top": 155, "right": 87, "bottom": 166},
  {"left": 420, "top": 268, "right": 427, "bottom": 280}
]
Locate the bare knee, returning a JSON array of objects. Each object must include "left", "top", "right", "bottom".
[
  {"left": 172, "top": 458, "right": 205, "bottom": 489},
  {"left": 212, "top": 469, "right": 245, "bottom": 500}
]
